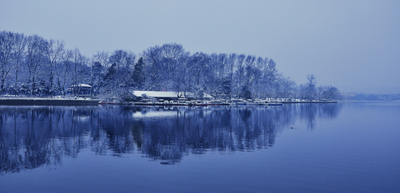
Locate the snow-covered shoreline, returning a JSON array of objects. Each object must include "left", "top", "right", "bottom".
[{"left": 0, "top": 98, "right": 99, "bottom": 106}]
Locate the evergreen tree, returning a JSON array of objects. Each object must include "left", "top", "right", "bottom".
[
  {"left": 132, "top": 57, "right": 145, "bottom": 90},
  {"left": 92, "top": 61, "right": 103, "bottom": 95},
  {"left": 222, "top": 77, "right": 231, "bottom": 99},
  {"left": 104, "top": 63, "right": 117, "bottom": 81}
]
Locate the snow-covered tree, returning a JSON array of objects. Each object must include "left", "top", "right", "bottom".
[
  {"left": 44, "top": 39, "right": 64, "bottom": 96},
  {"left": 26, "top": 35, "right": 47, "bottom": 96},
  {"left": 0, "top": 30, "right": 341, "bottom": 100}
]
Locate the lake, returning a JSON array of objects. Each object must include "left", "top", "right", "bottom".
[{"left": 1, "top": 102, "right": 399, "bottom": 193}]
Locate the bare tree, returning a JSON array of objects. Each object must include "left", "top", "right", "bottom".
[
  {"left": 59, "top": 50, "right": 73, "bottom": 96},
  {"left": 12, "top": 33, "right": 27, "bottom": 95},
  {"left": 306, "top": 74, "right": 317, "bottom": 100},
  {"left": 0, "top": 31, "right": 27, "bottom": 95},
  {"left": 233, "top": 54, "right": 246, "bottom": 98},
  {"left": 72, "top": 49, "right": 87, "bottom": 96},
  {"left": 280, "top": 76, "right": 296, "bottom": 99},
  {"left": 225, "top": 53, "right": 236, "bottom": 99},
  {"left": 317, "top": 85, "right": 340, "bottom": 100},
  {"left": 92, "top": 51, "right": 109, "bottom": 95},
  {"left": 44, "top": 39, "right": 64, "bottom": 96},
  {"left": 26, "top": 35, "right": 47, "bottom": 96},
  {"left": 0, "top": 31, "right": 17, "bottom": 93},
  {"left": 93, "top": 51, "right": 109, "bottom": 67},
  {"left": 108, "top": 50, "right": 136, "bottom": 93}
]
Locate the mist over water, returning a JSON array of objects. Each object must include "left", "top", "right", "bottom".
[{"left": 1, "top": 103, "right": 399, "bottom": 193}]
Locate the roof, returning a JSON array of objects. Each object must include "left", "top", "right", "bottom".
[
  {"left": 132, "top": 91, "right": 213, "bottom": 99},
  {"left": 70, "top": 84, "right": 92, "bottom": 88}
]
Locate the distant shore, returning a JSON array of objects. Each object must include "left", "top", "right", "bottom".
[{"left": 281, "top": 101, "right": 337, "bottom": 103}]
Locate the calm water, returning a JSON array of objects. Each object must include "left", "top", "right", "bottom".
[{"left": 1, "top": 102, "right": 399, "bottom": 193}]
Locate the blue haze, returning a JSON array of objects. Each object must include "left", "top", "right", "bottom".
[{"left": 1, "top": 0, "right": 399, "bottom": 93}]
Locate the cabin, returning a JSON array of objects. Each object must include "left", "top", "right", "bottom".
[
  {"left": 67, "top": 84, "right": 92, "bottom": 97},
  {"left": 132, "top": 91, "right": 213, "bottom": 102}
]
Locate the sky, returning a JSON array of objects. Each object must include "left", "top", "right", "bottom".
[{"left": 1, "top": 0, "right": 399, "bottom": 94}]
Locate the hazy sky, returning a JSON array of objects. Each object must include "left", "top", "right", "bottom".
[{"left": 1, "top": 0, "right": 399, "bottom": 93}]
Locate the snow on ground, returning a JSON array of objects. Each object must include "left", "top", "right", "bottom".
[{"left": 132, "top": 91, "right": 213, "bottom": 99}]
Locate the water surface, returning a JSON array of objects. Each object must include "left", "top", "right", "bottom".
[{"left": 1, "top": 102, "right": 399, "bottom": 193}]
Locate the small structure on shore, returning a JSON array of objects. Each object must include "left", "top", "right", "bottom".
[{"left": 67, "top": 84, "right": 92, "bottom": 97}]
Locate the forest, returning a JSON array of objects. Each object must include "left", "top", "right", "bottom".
[{"left": 0, "top": 31, "right": 341, "bottom": 101}]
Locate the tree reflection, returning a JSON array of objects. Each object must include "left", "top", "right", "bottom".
[
  {"left": 293, "top": 103, "right": 342, "bottom": 130},
  {"left": 0, "top": 103, "right": 341, "bottom": 172}
]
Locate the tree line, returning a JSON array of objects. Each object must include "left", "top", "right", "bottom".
[{"left": 0, "top": 31, "right": 341, "bottom": 101}]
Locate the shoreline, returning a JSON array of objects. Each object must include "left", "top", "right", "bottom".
[
  {"left": 0, "top": 98, "right": 100, "bottom": 106},
  {"left": 0, "top": 98, "right": 338, "bottom": 106},
  {"left": 281, "top": 101, "right": 337, "bottom": 103}
]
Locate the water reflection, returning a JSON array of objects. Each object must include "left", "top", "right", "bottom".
[
  {"left": 296, "top": 103, "right": 342, "bottom": 129},
  {"left": 0, "top": 103, "right": 341, "bottom": 173}
]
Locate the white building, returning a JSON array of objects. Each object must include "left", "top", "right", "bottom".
[
  {"left": 132, "top": 91, "right": 213, "bottom": 101},
  {"left": 67, "top": 84, "right": 92, "bottom": 97}
]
